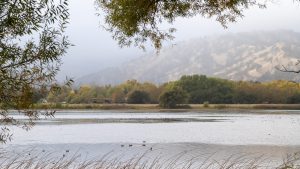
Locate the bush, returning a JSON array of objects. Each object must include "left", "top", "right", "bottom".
[
  {"left": 127, "top": 90, "right": 151, "bottom": 104},
  {"left": 287, "top": 93, "right": 300, "bottom": 104},
  {"left": 203, "top": 101, "right": 209, "bottom": 108},
  {"left": 159, "top": 87, "right": 188, "bottom": 108},
  {"left": 55, "top": 103, "right": 63, "bottom": 109}
]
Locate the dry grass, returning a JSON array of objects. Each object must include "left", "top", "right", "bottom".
[
  {"left": 190, "top": 104, "right": 300, "bottom": 110},
  {"left": 0, "top": 149, "right": 299, "bottom": 169}
]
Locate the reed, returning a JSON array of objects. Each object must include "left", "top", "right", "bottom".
[{"left": 0, "top": 149, "right": 299, "bottom": 169}]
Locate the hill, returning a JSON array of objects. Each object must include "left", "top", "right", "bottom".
[{"left": 77, "top": 30, "right": 300, "bottom": 85}]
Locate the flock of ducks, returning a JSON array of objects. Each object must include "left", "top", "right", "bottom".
[
  {"left": 121, "top": 141, "right": 153, "bottom": 150},
  {"left": 29, "top": 142, "right": 152, "bottom": 159}
]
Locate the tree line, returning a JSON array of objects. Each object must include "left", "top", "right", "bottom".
[{"left": 31, "top": 75, "right": 300, "bottom": 108}]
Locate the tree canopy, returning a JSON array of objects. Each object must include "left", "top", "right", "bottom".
[
  {"left": 127, "top": 90, "right": 151, "bottom": 104},
  {"left": 97, "top": 0, "right": 270, "bottom": 49},
  {"left": 159, "top": 86, "right": 189, "bottom": 108},
  {"left": 0, "top": 0, "right": 70, "bottom": 143}
]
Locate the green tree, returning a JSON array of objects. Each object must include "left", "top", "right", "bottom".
[
  {"left": 111, "top": 88, "right": 127, "bottom": 103},
  {"left": 127, "top": 90, "right": 151, "bottom": 104},
  {"left": 0, "top": 0, "right": 70, "bottom": 143},
  {"left": 31, "top": 86, "right": 49, "bottom": 103},
  {"left": 287, "top": 94, "right": 300, "bottom": 104},
  {"left": 177, "top": 75, "right": 234, "bottom": 104},
  {"left": 159, "top": 87, "right": 188, "bottom": 108},
  {"left": 140, "top": 82, "right": 161, "bottom": 103},
  {"left": 69, "top": 85, "right": 93, "bottom": 103},
  {"left": 47, "top": 86, "right": 73, "bottom": 103}
]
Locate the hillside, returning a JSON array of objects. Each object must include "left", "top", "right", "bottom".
[{"left": 77, "top": 30, "right": 300, "bottom": 85}]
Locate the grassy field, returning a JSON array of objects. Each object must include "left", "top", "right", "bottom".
[{"left": 33, "top": 103, "right": 300, "bottom": 110}]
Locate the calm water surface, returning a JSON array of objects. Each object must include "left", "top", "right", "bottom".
[
  {"left": 6, "top": 110, "right": 300, "bottom": 145},
  {"left": 2, "top": 110, "right": 300, "bottom": 167}
]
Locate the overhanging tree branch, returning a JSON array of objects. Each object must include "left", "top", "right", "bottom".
[{"left": 0, "top": 0, "right": 70, "bottom": 143}]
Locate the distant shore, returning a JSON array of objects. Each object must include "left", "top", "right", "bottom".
[{"left": 33, "top": 103, "right": 300, "bottom": 111}]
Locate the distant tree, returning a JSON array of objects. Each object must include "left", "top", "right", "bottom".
[
  {"left": 232, "top": 90, "right": 258, "bottom": 104},
  {"left": 0, "top": 0, "right": 70, "bottom": 143},
  {"left": 127, "top": 90, "right": 151, "bottom": 104},
  {"left": 159, "top": 87, "right": 188, "bottom": 108},
  {"left": 47, "top": 86, "right": 73, "bottom": 103},
  {"left": 287, "top": 93, "right": 300, "bottom": 104},
  {"left": 111, "top": 88, "right": 126, "bottom": 103},
  {"left": 139, "top": 82, "right": 161, "bottom": 103},
  {"left": 232, "top": 81, "right": 261, "bottom": 104},
  {"left": 43, "top": 77, "right": 300, "bottom": 105},
  {"left": 32, "top": 86, "right": 49, "bottom": 103},
  {"left": 177, "top": 75, "right": 234, "bottom": 103},
  {"left": 70, "top": 85, "right": 93, "bottom": 103}
]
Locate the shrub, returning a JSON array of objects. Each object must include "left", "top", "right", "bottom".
[
  {"left": 55, "top": 103, "right": 62, "bottom": 109},
  {"left": 203, "top": 101, "right": 209, "bottom": 108},
  {"left": 287, "top": 93, "right": 300, "bottom": 104},
  {"left": 127, "top": 90, "right": 151, "bottom": 104},
  {"left": 159, "top": 87, "right": 188, "bottom": 108}
]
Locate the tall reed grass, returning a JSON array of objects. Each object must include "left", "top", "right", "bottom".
[{"left": 0, "top": 149, "right": 299, "bottom": 169}]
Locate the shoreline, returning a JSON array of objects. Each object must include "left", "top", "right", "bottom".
[{"left": 33, "top": 103, "right": 300, "bottom": 111}]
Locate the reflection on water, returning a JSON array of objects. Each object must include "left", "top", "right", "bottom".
[
  {"left": 4, "top": 110, "right": 300, "bottom": 146},
  {"left": 25, "top": 118, "right": 229, "bottom": 125}
]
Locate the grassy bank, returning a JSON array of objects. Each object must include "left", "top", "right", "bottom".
[{"left": 33, "top": 103, "right": 300, "bottom": 110}]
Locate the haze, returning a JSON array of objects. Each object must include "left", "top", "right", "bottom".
[{"left": 57, "top": 0, "right": 300, "bottom": 81}]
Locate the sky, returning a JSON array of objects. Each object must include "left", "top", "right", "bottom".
[{"left": 57, "top": 0, "right": 300, "bottom": 81}]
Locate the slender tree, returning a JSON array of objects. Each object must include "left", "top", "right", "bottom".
[{"left": 0, "top": 0, "right": 70, "bottom": 143}]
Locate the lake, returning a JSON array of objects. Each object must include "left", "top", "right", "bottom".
[{"left": 2, "top": 110, "right": 300, "bottom": 168}]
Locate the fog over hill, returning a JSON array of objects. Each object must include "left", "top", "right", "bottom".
[{"left": 76, "top": 30, "right": 300, "bottom": 86}]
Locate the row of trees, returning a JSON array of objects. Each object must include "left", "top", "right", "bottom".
[{"left": 36, "top": 75, "right": 300, "bottom": 108}]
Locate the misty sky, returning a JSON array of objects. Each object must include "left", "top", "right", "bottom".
[{"left": 57, "top": 0, "right": 300, "bottom": 81}]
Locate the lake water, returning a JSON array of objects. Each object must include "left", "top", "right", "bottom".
[
  {"left": 6, "top": 110, "right": 300, "bottom": 145},
  {"left": 2, "top": 110, "right": 300, "bottom": 167}
]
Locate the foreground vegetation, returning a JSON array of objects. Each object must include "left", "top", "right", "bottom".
[
  {"left": 30, "top": 75, "right": 300, "bottom": 108},
  {"left": 0, "top": 149, "right": 299, "bottom": 169}
]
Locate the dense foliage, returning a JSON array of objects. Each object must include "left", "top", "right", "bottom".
[
  {"left": 39, "top": 75, "right": 300, "bottom": 108},
  {"left": 97, "top": 0, "right": 272, "bottom": 49},
  {"left": 127, "top": 90, "right": 151, "bottom": 104},
  {"left": 159, "top": 86, "right": 189, "bottom": 108},
  {"left": 177, "top": 75, "right": 234, "bottom": 104}
]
